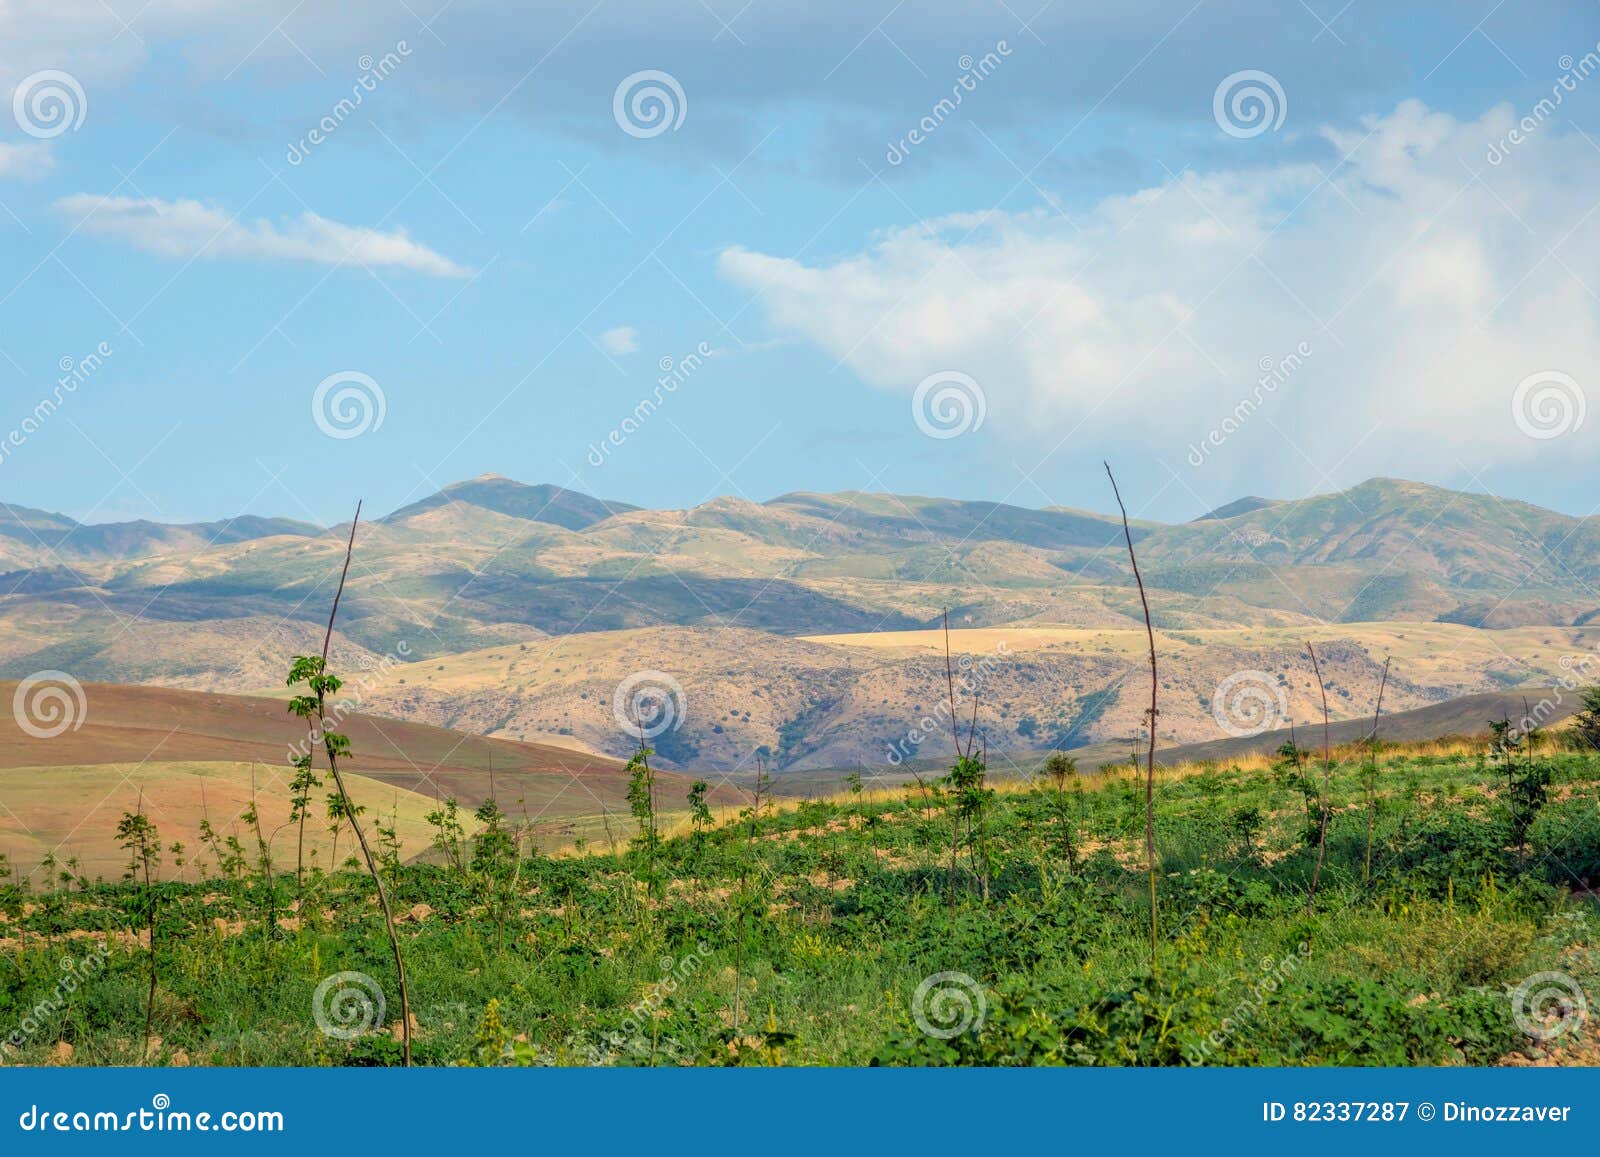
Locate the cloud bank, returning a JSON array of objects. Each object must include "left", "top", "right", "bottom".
[{"left": 720, "top": 102, "right": 1600, "bottom": 488}]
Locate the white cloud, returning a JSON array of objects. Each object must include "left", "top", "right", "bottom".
[
  {"left": 719, "top": 101, "right": 1600, "bottom": 488},
  {"left": 52, "top": 194, "right": 471, "bottom": 277},
  {"left": 0, "top": 1, "right": 148, "bottom": 92},
  {"left": 599, "top": 325, "right": 639, "bottom": 355},
  {"left": 0, "top": 141, "right": 52, "bottom": 178},
  {"left": 1, "top": 2, "right": 1428, "bottom": 173}
]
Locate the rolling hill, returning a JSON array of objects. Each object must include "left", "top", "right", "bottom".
[
  {"left": 2, "top": 475, "right": 1597, "bottom": 775},
  {"left": 1141, "top": 478, "right": 1600, "bottom": 589},
  {"left": 310, "top": 620, "right": 1595, "bottom": 773},
  {"left": 734, "top": 686, "right": 1586, "bottom": 794},
  {"left": 0, "top": 681, "right": 742, "bottom": 879}
]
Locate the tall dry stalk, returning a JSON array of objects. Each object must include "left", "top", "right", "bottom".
[
  {"left": 943, "top": 610, "right": 961, "bottom": 917},
  {"left": 732, "top": 755, "right": 769, "bottom": 1044},
  {"left": 1104, "top": 463, "right": 1159, "bottom": 976},
  {"left": 294, "top": 503, "right": 413, "bottom": 1065},
  {"left": 1304, "top": 641, "right": 1333, "bottom": 914},
  {"left": 939, "top": 610, "right": 987, "bottom": 913},
  {"left": 1363, "top": 655, "right": 1391, "bottom": 884}
]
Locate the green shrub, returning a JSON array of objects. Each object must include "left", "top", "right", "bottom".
[
  {"left": 1352, "top": 907, "right": 1536, "bottom": 988},
  {"left": 1531, "top": 796, "right": 1600, "bottom": 883}
]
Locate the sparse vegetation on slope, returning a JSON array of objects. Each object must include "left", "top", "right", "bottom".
[{"left": 3, "top": 732, "right": 1595, "bottom": 1066}]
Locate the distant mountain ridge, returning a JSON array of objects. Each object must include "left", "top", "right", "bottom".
[
  {"left": 3, "top": 473, "right": 1597, "bottom": 772},
  {"left": 6, "top": 475, "right": 1597, "bottom": 614},
  {"left": 11, "top": 474, "right": 1589, "bottom": 573},
  {"left": 0, "top": 470, "right": 1593, "bottom": 713},
  {"left": 0, "top": 501, "right": 320, "bottom": 562},
  {"left": 1142, "top": 478, "right": 1600, "bottom": 588}
]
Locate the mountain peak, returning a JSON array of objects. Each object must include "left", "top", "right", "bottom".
[
  {"left": 1192, "top": 496, "right": 1279, "bottom": 522},
  {"left": 1346, "top": 477, "right": 1466, "bottom": 499},
  {"left": 384, "top": 477, "right": 638, "bottom": 530}
]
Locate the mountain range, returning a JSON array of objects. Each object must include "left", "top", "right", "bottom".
[{"left": 3, "top": 474, "right": 1596, "bottom": 772}]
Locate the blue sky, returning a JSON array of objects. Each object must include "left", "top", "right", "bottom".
[{"left": 3, "top": 1, "right": 1599, "bottom": 526}]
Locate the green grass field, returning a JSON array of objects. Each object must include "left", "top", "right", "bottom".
[{"left": 2, "top": 735, "right": 1596, "bottom": 1066}]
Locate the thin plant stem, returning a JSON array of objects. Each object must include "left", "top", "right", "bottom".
[
  {"left": 1363, "top": 656, "right": 1391, "bottom": 884},
  {"left": 1105, "top": 463, "right": 1159, "bottom": 977},
  {"left": 1305, "top": 641, "right": 1333, "bottom": 914},
  {"left": 314, "top": 503, "right": 412, "bottom": 1066}
]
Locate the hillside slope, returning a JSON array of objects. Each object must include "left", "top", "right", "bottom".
[
  {"left": 0, "top": 682, "right": 743, "bottom": 872},
  {"left": 5, "top": 476, "right": 1598, "bottom": 774}
]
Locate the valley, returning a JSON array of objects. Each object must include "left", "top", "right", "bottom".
[{"left": 4, "top": 473, "right": 1598, "bottom": 1069}]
